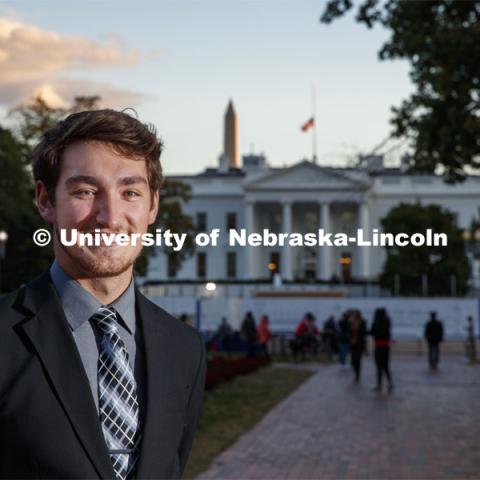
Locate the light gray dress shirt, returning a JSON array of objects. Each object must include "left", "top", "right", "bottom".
[{"left": 49, "top": 260, "right": 145, "bottom": 418}]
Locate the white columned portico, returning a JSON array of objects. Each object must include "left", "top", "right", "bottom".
[
  {"left": 244, "top": 201, "right": 255, "bottom": 279},
  {"left": 281, "top": 201, "right": 293, "bottom": 281},
  {"left": 358, "top": 202, "right": 370, "bottom": 279},
  {"left": 319, "top": 202, "right": 332, "bottom": 281}
]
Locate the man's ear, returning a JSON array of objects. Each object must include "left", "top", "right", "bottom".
[
  {"left": 148, "top": 190, "right": 159, "bottom": 225},
  {"left": 36, "top": 181, "right": 56, "bottom": 224}
]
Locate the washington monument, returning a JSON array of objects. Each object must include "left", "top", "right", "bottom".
[{"left": 224, "top": 99, "right": 239, "bottom": 167}]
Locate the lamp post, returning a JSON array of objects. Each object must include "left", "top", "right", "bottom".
[
  {"left": 195, "top": 282, "right": 216, "bottom": 331},
  {"left": 0, "top": 230, "right": 8, "bottom": 293}
]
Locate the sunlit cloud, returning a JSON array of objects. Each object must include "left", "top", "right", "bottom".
[
  {"left": 34, "top": 78, "right": 147, "bottom": 110},
  {"left": 0, "top": 17, "right": 147, "bottom": 108}
]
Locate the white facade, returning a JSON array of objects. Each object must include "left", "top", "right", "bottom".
[{"left": 147, "top": 157, "right": 480, "bottom": 283}]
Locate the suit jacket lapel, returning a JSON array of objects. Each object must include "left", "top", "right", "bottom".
[
  {"left": 19, "top": 272, "right": 115, "bottom": 479},
  {"left": 134, "top": 290, "right": 173, "bottom": 479}
]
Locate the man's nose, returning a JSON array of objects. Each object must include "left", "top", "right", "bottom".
[{"left": 95, "top": 193, "right": 122, "bottom": 230}]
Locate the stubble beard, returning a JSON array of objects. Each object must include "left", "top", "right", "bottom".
[{"left": 54, "top": 224, "right": 142, "bottom": 278}]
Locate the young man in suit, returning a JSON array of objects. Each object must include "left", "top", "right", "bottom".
[{"left": 0, "top": 110, "right": 206, "bottom": 479}]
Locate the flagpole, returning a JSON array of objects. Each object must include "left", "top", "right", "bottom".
[{"left": 312, "top": 84, "right": 317, "bottom": 164}]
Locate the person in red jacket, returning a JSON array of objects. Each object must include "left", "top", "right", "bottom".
[
  {"left": 295, "top": 312, "right": 319, "bottom": 356},
  {"left": 257, "top": 315, "right": 272, "bottom": 358}
]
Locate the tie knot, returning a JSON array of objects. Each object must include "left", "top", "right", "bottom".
[{"left": 91, "top": 306, "right": 119, "bottom": 336}]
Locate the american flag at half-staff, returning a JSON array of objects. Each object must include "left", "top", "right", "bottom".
[
  {"left": 301, "top": 85, "right": 318, "bottom": 163},
  {"left": 301, "top": 117, "right": 314, "bottom": 132}
]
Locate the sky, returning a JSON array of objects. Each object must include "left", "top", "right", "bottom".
[{"left": 0, "top": 0, "right": 414, "bottom": 174}]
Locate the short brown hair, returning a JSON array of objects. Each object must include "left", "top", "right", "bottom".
[{"left": 32, "top": 109, "right": 164, "bottom": 200}]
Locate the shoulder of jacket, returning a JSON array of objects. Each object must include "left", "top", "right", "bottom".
[
  {"left": 0, "top": 286, "right": 27, "bottom": 323},
  {"left": 136, "top": 290, "right": 203, "bottom": 345}
]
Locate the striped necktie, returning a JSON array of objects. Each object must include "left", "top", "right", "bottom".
[{"left": 91, "top": 306, "right": 140, "bottom": 480}]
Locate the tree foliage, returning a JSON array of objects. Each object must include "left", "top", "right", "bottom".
[
  {"left": 156, "top": 180, "right": 196, "bottom": 274},
  {"left": 134, "top": 179, "right": 196, "bottom": 277},
  {"left": 9, "top": 95, "right": 102, "bottom": 151},
  {"left": 379, "top": 203, "right": 469, "bottom": 296},
  {"left": 0, "top": 127, "right": 53, "bottom": 291},
  {"left": 321, "top": 0, "right": 480, "bottom": 182}
]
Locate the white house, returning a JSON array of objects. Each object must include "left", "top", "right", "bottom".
[{"left": 147, "top": 103, "right": 480, "bottom": 284}]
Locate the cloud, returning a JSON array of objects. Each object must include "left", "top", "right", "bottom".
[
  {"left": 0, "top": 17, "right": 146, "bottom": 108},
  {"left": 35, "top": 78, "right": 148, "bottom": 110}
]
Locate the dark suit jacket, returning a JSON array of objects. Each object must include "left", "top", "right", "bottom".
[{"left": 0, "top": 271, "right": 206, "bottom": 479}]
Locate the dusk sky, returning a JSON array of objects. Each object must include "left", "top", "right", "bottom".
[{"left": 0, "top": 1, "right": 414, "bottom": 174}]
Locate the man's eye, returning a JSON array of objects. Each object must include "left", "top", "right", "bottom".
[
  {"left": 75, "top": 189, "right": 95, "bottom": 197},
  {"left": 125, "top": 190, "right": 140, "bottom": 199}
]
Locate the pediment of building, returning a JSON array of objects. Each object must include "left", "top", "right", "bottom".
[{"left": 244, "top": 160, "right": 368, "bottom": 191}]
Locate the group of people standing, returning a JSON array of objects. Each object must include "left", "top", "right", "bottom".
[
  {"left": 239, "top": 312, "right": 273, "bottom": 358},
  {"left": 214, "top": 312, "right": 273, "bottom": 358},
  {"left": 330, "top": 308, "right": 394, "bottom": 392}
]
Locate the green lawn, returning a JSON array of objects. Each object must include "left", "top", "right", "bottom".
[{"left": 184, "top": 365, "right": 314, "bottom": 479}]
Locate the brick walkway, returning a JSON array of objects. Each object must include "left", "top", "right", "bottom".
[{"left": 198, "top": 354, "right": 480, "bottom": 480}]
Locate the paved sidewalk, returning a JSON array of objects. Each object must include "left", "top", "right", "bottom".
[{"left": 198, "top": 355, "right": 480, "bottom": 479}]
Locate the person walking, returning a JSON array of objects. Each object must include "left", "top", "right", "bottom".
[
  {"left": 322, "top": 315, "right": 338, "bottom": 360},
  {"left": 337, "top": 312, "right": 351, "bottom": 367},
  {"left": 241, "top": 311, "right": 257, "bottom": 358},
  {"left": 370, "top": 308, "right": 394, "bottom": 392},
  {"left": 424, "top": 311, "right": 444, "bottom": 370},
  {"left": 349, "top": 310, "right": 367, "bottom": 383},
  {"left": 217, "top": 317, "right": 234, "bottom": 355}
]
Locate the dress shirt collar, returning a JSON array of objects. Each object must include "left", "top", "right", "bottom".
[{"left": 50, "top": 260, "right": 136, "bottom": 334}]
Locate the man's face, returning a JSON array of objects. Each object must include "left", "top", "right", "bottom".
[{"left": 36, "top": 140, "right": 159, "bottom": 278}]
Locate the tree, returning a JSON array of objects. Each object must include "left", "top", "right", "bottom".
[
  {"left": 0, "top": 127, "right": 53, "bottom": 291},
  {"left": 379, "top": 203, "right": 469, "bottom": 295},
  {"left": 9, "top": 95, "right": 102, "bottom": 152},
  {"left": 321, "top": 1, "right": 480, "bottom": 182},
  {"left": 134, "top": 179, "right": 196, "bottom": 277},
  {"left": 70, "top": 95, "right": 102, "bottom": 113}
]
